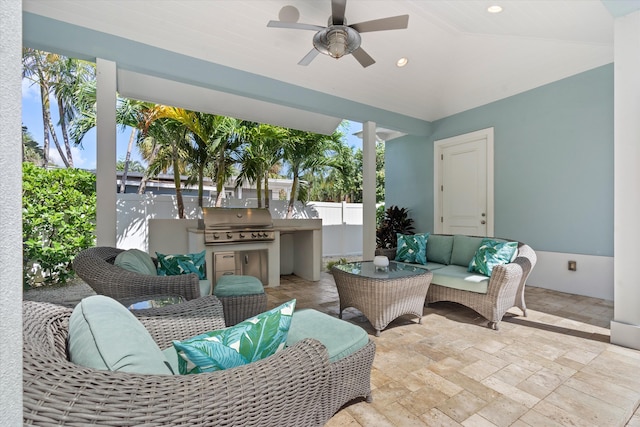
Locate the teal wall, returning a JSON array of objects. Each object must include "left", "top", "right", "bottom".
[{"left": 386, "top": 64, "right": 614, "bottom": 256}]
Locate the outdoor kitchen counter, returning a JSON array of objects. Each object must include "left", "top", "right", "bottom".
[
  {"left": 273, "top": 219, "right": 322, "bottom": 283},
  {"left": 186, "top": 218, "right": 322, "bottom": 287}
]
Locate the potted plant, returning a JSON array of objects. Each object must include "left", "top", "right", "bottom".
[{"left": 375, "top": 205, "right": 415, "bottom": 258}]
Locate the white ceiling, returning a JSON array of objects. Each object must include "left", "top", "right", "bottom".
[{"left": 23, "top": 0, "right": 615, "bottom": 124}]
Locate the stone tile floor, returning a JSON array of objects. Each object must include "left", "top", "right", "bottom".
[
  {"left": 268, "top": 273, "right": 640, "bottom": 427},
  {"left": 25, "top": 271, "right": 640, "bottom": 426}
]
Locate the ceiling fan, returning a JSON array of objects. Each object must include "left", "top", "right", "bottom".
[{"left": 267, "top": 0, "right": 409, "bottom": 68}]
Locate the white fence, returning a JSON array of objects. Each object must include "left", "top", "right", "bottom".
[{"left": 116, "top": 194, "right": 364, "bottom": 257}]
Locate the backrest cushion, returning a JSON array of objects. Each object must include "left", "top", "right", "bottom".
[
  {"left": 468, "top": 238, "right": 519, "bottom": 276},
  {"left": 68, "top": 295, "right": 174, "bottom": 375},
  {"left": 156, "top": 250, "right": 206, "bottom": 279},
  {"left": 114, "top": 249, "right": 157, "bottom": 276},
  {"left": 450, "top": 235, "right": 484, "bottom": 266},
  {"left": 426, "top": 235, "right": 454, "bottom": 265},
  {"left": 395, "top": 233, "right": 429, "bottom": 265},
  {"left": 172, "top": 299, "right": 296, "bottom": 374}
]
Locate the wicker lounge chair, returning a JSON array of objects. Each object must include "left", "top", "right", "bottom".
[
  {"left": 23, "top": 295, "right": 334, "bottom": 426},
  {"left": 73, "top": 246, "right": 202, "bottom": 301}
]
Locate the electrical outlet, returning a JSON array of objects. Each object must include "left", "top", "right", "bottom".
[{"left": 568, "top": 260, "right": 577, "bottom": 271}]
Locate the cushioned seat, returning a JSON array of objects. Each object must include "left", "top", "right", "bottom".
[
  {"left": 213, "top": 275, "right": 267, "bottom": 326},
  {"left": 214, "top": 275, "right": 264, "bottom": 296},
  {"left": 286, "top": 309, "right": 369, "bottom": 362},
  {"left": 285, "top": 308, "right": 375, "bottom": 421}
]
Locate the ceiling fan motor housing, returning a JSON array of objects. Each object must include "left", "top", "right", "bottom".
[{"left": 313, "top": 25, "right": 361, "bottom": 58}]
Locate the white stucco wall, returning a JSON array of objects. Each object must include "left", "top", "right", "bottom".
[{"left": 0, "top": 0, "right": 24, "bottom": 423}]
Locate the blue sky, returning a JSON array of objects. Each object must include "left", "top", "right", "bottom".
[{"left": 21, "top": 78, "right": 363, "bottom": 170}]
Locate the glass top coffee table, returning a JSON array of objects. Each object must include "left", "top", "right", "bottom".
[{"left": 332, "top": 261, "right": 433, "bottom": 336}]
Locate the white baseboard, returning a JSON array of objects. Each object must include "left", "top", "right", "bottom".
[{"left": 527, "top": 250, "right": 613, "bottom": 301}]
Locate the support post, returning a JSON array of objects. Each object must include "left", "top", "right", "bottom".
[
  {"left": 96, "top": 58, "right": 118, "bottom": 246},
  {"left": 362, "top": 121, "right": 377, "bottom": 261}
]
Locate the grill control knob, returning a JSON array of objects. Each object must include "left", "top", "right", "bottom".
[
  {"left": 252, "top": 233, "right": 257, "bottom": 238},
  {"left": 213, "top": 233, "right": 220, "bottom": 240},
  {"left": 239, "top": 233, "right": 245, "bottom": 239},
  {"left": 226, "top": 233, "right": 232, "bottom": 239}
]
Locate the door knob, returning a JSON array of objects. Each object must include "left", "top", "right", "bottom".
[{"left": 481, "top": 220, "right": 486, "bottom": 224}]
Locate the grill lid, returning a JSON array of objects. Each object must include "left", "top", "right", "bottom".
[{"left": 201, "top": 207, "right": 273, "bottom": 230}]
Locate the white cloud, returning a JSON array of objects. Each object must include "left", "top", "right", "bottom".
[{"left": 48, "top": 144, "right": 96, "bottom": 170}]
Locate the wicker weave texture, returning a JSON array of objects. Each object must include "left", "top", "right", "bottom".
[
  {"left": 23, "top": 298, "right": 333, "bottom": 426},
  {"left": 217, "top": 293, "right": 268, "bottom": 326},
  {"left": 332, "top": 265, "right": 433, "bottom": 336},
  {"left": 425, "top": 241, "right": 537, "bottom": 329},
  {"left": 73, "top": 246, "right": 202, "bottom": 302}
]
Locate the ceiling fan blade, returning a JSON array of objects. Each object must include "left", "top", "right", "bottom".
[
  {"left": 350, "top": 15, "right": 409, "bottom": 33},
  {"left": 267, "top": 20, "right": 325, "bottom": 31},
  {"left": 352, "top": 47, "right": 375, "bottom": 68},
  {"left": 331, "top": 0, "right": 347, "bottom": 25},
  {"left": 298, "top": 49, "right": 320, "bottom": 66}
]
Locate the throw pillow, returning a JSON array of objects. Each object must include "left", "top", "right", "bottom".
[
  {"left": 395, "top": 233, "right": 429, "bottom": 265},
  {"left": 156, "top": 250, "right": 206, "bottom": 279},
  {"left": 172, "top": 299, "right": 296, "bottom": 374},
  {"left": 68, "top": 295, "right": 174, "bottom": 375},
  {"left": 114, "top": 249, "right": 157, "bottom": 276},
  {"left": 468, "top": 238, "right": 518, "bottom": 276}
]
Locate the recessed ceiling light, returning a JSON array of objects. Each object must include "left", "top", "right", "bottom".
[
  {"left": 396, "top": 57, "right": 408, "bottom": 67},
  {"left": 487, "top": 5, "right": 503, "bottom": 13}
]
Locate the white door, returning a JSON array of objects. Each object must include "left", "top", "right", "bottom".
[{"left": 434, "top": 128, "right": 494, "bottom": 236}]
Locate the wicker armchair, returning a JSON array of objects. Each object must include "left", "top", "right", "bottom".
[
  {"left": 23, "top": 296, "right": 333, "bottom": 426},
  {"left": 73, "top": 246, "right": 202, "bottom": 302}
]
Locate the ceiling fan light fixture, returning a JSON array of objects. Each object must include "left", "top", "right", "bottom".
[{"left": 313, "top": 25, "right": 361, "bottom": 59}]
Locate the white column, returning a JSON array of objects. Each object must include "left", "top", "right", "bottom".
[
  {"left": 96, "top": 59, "right": 118, "bottom": 246},
  {"left": 0, "top": 0, "right": 24, "bottom": 423},
  {"left": 362, "top": 121, "right": 377, "bottom": 260},
  {"left": 611, "top": 10, "right": 640, "bottom": 350}
]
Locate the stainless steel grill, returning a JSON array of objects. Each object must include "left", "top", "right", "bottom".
[{"left": 201, "top": 207, "right": 275, "bottom": 245}]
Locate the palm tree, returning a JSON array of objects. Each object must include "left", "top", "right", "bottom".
[
  {"left": 140, "top": 118, "right": 191, "bottom": 218},
  {"left": 236, "top": 123, "right": 285, "bottom": 208},
  {"left": 282, "top": 128, "right": 342, "bottom": 218},
  {"left": 22, "top": 49, "right": 94, "bottom": 168}
]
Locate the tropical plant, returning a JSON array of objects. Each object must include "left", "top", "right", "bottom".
[
  {"left": 282, "top": 128, "right": 342, "bottom": 217},
  {"left": 22, "top": 49, "right": 94, "bottom": 167},
  {"left": 236, "top": 123, "right": 286, "bottom": 208},
  {"left": 22, "top": 125, "right": 45, "bottom": 166},
  {"left": 376, "top": 206, "right": 415, "bottom": 249},
  {"left": 22, "top": 163, "right": 96, "bottom": 288}
]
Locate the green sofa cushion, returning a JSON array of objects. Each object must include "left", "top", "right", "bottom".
[
  {"left": 431, "top": 265, "right": 489, "bottom": 294},
  {"left": 450, "top": 235, "right": 484, "bottom": 267},
  {"left": 68, "top": 295, "right": 173, "bottom": 375},
  {"left": 214, "top": 275, "right": 264, "bottom": 296},
  {"left": 114, "top": 249, "right": 157, "bottom": 276},
  {"left": 426, "top": 235, "right": 454, "bottom": 265},
  {"left": 286, "top": 309, "right": 369, "bottom": 363}
]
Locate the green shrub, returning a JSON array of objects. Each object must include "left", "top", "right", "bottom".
[{"left": 22, "top": 163, "right": 96, "bottom": 288}]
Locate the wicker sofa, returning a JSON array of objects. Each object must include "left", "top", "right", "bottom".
[
  {"left": 377, "top": 234, "right": 537, "bottom": 330},
  {"left": 23, "top": 295, "right": 374, "bottom": 426}
]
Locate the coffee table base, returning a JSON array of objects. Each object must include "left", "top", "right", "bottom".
[{"left": 333, "top": 264, "right": 433, "bottom": 336}]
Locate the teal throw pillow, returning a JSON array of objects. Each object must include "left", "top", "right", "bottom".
[
  {"left": 69, "top": 295, "right": 174, "bottom": 375},
  {"left": 426, "top": 235, "right": 454, "bottom": 265},
  {"left": 156, "top": 250, "right": 206, "bottom": 279},
  {"left": 114, "top": 249, "right": 157, "bottom": 276},
  {"left": 172, "top": 299, "right": 296, "bottom": 374},
  {"left": 468, "top": 238, "right": 518, "bottom": 277},
  {"left": 395, "top": 233, "right": 429, "bottom": 265}
]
